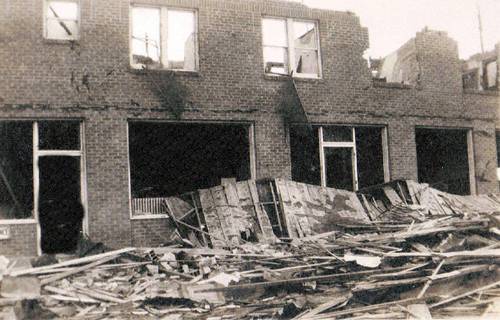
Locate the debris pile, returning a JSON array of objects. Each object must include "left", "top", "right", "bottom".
[{"left": 1, "top": 179, "right": 500, "bottom": 319}]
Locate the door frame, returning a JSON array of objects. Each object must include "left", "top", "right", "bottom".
[{"left": 33, "top": 121, "right": 88, "bottom": 255}]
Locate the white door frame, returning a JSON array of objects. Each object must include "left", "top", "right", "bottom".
[{"left": 33, "top": 121, "right": 88, "bottom": 255}]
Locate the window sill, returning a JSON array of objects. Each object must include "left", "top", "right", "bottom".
[
  {"left": 130, "top": 214, "right": 170, "bottom": 220},
  {"left": 463, "top": 89, "right": 499, "bottom": 96},
  {"left": 43, "top": 38, "right": 79, "bottom": 46},
  {"left": 128, "top": 67, "right": 200, "bottom": 77},
  {"left": 263, "top": 73, "right": 323, "bottom": 83},
  {"left": 0, "top": 219, "right": 37, "bottom": 225},
  {"left": 373, "top": 81, "right": 415, "bottom": 89}
]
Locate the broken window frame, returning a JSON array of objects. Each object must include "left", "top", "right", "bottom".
[
  {"left": 0, "top": 120, "right": 87, "bottom": 254},
  {"left": 130, "top": 5, "right": 199, "bottom": 72},
  {"left": 262, "top": 17, "right": 322, "bottom": 79},
  {"left": 127, "top": 121, "right": 257, "bottom": 220},
  {"left": 317, "top": 126, "right": 389, "bottom": 191},
  {"left": 43, "top": 0, "right": 80, "bottom": 41},
  {"left": 483, "top": 59, "right": 498, "bottom": 90}
]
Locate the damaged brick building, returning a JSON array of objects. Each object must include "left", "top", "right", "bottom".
[{"left": 0, "top": 0, "right": 499, "bottom": 256}]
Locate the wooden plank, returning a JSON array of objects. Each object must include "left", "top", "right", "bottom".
[
  {"left": 11, "top": 247, "right": 135, "bottom": 277},
  {"left": 300, "top": 297, "right": 427, "bottom": 319},
  {"left": 430, "top": 280, "right": 500, "bottom": 309},
  {"left": 41, "top": 255, "right": 120, "bottom": 285},
  {"left": 247, "top": 180, "right": 277, "bottom": 243},
  {"left": 274, "top": 179, "right": 298, "bottom": 238},
  {"left": 198, "top": 188, "right": 227, "bottom": 248}
]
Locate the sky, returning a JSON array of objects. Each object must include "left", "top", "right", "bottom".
[{"left": 296, "top": 0, "right": 500, "bottom": 59}]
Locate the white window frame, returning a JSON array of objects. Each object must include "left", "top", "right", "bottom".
[
  {"left": 43, "top": 0, "right": 80, "bottom": 41},
  {"left": 318, "top": 126, "right": 389, "bottom": 191},
  {"left": 262, "top": 17, "right": 322, "bottom": 79},
  {"left": 130, "top": 5, "right": 199, "bottom": 72},
  {"left": 319, "top": 127, "right": 358, "bottom": 190}
]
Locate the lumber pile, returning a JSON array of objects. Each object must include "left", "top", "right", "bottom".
[{"left": 0, "top": 179, "right": 499, "bottom": 319}]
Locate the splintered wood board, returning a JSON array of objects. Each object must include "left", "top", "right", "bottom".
[
  {"left": 198, "top": 188, "right": 227, "bottom": 248},
  {"left": 244, "top": 180, "right": 277, "bottom": 243}
]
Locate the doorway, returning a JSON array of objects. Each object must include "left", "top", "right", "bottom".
[
  {"left": 35, "top": 121, "right": 86, "bottom": 254},
  {"left": 38, "top": 156, "right": 83, "bottom": 253}
]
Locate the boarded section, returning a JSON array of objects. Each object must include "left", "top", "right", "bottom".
[
  {"left": 199, "top": 180, "right": 277, "bottom": 248},
  {"left": 274, "top": 178, "right": 370, "bottom": 237}
]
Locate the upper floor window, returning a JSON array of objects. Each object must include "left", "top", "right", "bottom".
[
  {"left": 262, "top": 18, "right": 321, "bottom": 78},
  {"left": 131, "top": 6, "right": 198, "bottom": 71},
  {"left": 44, "top": 0, "right": 79, "bottom": 40}
]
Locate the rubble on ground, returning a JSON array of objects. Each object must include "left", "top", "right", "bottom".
[{"left": 1, "top": 179, "right": 500, "bottom": 319}]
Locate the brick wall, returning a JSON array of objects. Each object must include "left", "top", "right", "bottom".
[
  {"left": 0, "top": 223, "right": 38, "bottom": 257},
  {"left": 0, "top": 0, "right": 498, "bottom": 255}
]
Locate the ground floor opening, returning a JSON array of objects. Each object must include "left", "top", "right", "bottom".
[
  {"left": 416, "top": 128, "right": 471, "bottom": 195},
  {"left": 290, "top": 125, "right": 387, "bottom": 191},
  {"left": 0, "top": 120, "right": 85, "bottom": 254},
  {"left": 128, "top": 121, "right": 253, "bottom": 216}
]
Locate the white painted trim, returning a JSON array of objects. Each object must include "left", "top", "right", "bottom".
[
  {"left": 467, "top": 130, "right": 477, "bottom": 195},
  {"left": 33, "top": 122, "right": 42, "bottom": 256},
  {"left": 131, "top": 214, "right": 170, "bottom": 220},
  {"left": 322, "top": 141, "right": 356, "bottom": 148},
  {"left": 80, "top": 122, "right": 89, "bottom": 236},
  {"left": 127, "top": 123, "right": 134, "bottom": 220},
  {"left": 37, "top": 150, "right": 82, "bottom": 157},
  {"left": 352, "top": 128, "right": 359, "bottom": 191},
  {"left": 382, "top": 126, "right": 391, "bottom": 183},
  {"left": 319, "top": 127, "right": 326, "bottom": 187},
  {"left": 0, "top": 219, "right": 37, "bottom": 225},
  {"left": 249, "top": 124, "right": 257, "bottom": 180}
]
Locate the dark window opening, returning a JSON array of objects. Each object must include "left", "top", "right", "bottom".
[
  {"left": 129, "top": 122, "right": 252, "bottom": 209},
  {"left": 416, "top": 128, "right": 470, "bottom": 195},
  {"left": 290, "top": 125, "right": 320, "bottom": 185},
  {"left": 39, "top": 121, "right": 80, "bottom": 150},
  {"left": 356, "top": 127, "right": 385, "bottom": 189},
  {"left": 325, "top": 147, "right": 353, "bottom": 190},
  {"left": 0, "top": 122, "right": 34, "bottom": 219}
]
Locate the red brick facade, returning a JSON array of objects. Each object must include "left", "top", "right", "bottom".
[{"left": 1, "top": 0, "right": 498, "bottom": 256}]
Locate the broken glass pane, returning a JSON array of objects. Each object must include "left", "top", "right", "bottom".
[
  {"left": 293, "top": 21, "right": 317, "bottom": 49},
  {"left": 132, "top": 7, "right": 161, "bottom": 68},
  {"left": 323, "top": 126, "right": 353, "bottom": 142},
  {"left": 46, "top": 19, "right": 78, "bottom": 40},
  {"left": 485, "top": 61, "right": 497, "bottom": 89},
  {"left": 46, "top": 1, "right": 79, "bottom": 40},
  {"left": 39, "top": 121, "right": 80, "bottom": 150},
  {"left": 264, "top": 46, "right": 288, "bottom": 74},
  {"left": 167, "top": 10, "right": 196, "bottom": 70},
  {"left": 295, "top": 48, "right": 319, "bottom": 75},
  {"left": 262, "top": 18, "right": 287, "bottom": 47},
  {"left": 0, "top": 122, "right": 34, "bottom": 219},
  {"left": 47, "top": 1, "right": 78, "bottom": 20}
]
